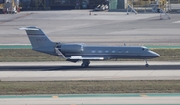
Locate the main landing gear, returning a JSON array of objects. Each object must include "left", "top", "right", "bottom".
[
  {"left": 81, "top": 60, "right": 90, "bottom": 67},
  {"left": 145, "top": 59, "right": 149, "bottom": 67}
]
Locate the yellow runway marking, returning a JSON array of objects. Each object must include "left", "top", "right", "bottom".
[
  {"left": 141, "top": 94, "right": 148, "bottom": 97},
  {"left": 52, "top": 96, "right": 59, "bottom": 98}
]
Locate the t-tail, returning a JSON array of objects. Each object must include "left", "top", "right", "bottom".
[{"left": 20, "top": 26, "right": 56, "bottom": 55}]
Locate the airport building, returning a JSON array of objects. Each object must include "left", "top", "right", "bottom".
[
  {"left": 0, "top": 0, "right": 180, "bottom": 11},
  {"left": 19, "top": 0, "right": 107, "bottom": 10}
]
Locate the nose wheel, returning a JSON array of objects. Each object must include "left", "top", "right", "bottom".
[
  {"left": 81, "top": 60, "right": 90, "bottom": 67},
  {"left": 145, "top": 64, "right": 149, "bottom": 67},
  {"left": 145, "top": 60, "right": 149, "bottom": 67}
]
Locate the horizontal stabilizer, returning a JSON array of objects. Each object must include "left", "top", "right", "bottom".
[
  {"left": 19, "top": 27, "right": 39, "bottom": 31},
  {"left": 70, "top": 56, "right": 104, "bottom": 60}
]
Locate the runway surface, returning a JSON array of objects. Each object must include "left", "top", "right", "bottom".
[
  {"left": 0, "top": 61, "right": 180, "bottom": 81},
  {"left": 0, "top": 93, "right": 180, "bottom": 105}
]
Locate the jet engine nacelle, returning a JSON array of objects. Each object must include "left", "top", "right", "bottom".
[{"left": 60, "top": 44, "right": 84, "bottom": 53}]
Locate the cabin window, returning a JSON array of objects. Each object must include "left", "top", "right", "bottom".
[
  {"left": 92, "top": 50, "right": 96, "bottom": 53},
  {"left": 125, "top": 51, "right": 129, "bottom": 53},
  {"left": 118, "top": 50, "right": 122, "bottom": 53},
  {"left": 105, "top": 51, "right": 109, "bottom": 53},
  {"left": 98, "top": 50, "right": 102, "bottom": 53},
  {"left": 112, "top": 51, "right": 115, "bottom": 53}
]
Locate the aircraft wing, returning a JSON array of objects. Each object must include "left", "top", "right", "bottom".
[
  {"left": 70, "top": 56, "right": 104, "bottom": 60},
  {"left": 55, "top": 48, "right": 104, "bottom": 60}
]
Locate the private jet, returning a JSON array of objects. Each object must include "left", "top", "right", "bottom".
[{"left": 20, "top": 27, "right": 160, "bottom": 67}]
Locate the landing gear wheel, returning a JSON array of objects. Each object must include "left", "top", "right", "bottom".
[
  {"left": 81, "top": 63, "right": 85, "bottom": 67},
  {"left": 145, "top": 64, "right": 149, "bottom": 67},
  {"left": 145, "top": 59, "right": 149, "bottom": 67},
  {"left": 81, "top": 60, "right": 90, "bottom": 68},
  {"left": 81, "top": 63, "right": 89, "bottom": 67}
]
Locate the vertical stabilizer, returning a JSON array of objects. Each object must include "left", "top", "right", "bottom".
[{"left": 20, "top": 26, "right": 55, "bottom": 55}]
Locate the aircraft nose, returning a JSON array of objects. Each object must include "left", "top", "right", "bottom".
[{"left": 150, "top": 51, "right": 160, "bottom": 58}]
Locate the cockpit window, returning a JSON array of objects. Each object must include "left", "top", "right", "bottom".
[{"left": 142, "top": 48, "right": 149, "bottom": 51}]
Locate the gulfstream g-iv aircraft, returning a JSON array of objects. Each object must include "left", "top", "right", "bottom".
[{"left": 20, "top": 27, "right": 160, "bottom": 67}]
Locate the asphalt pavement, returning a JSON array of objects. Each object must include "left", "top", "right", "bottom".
[
  {"left": 0, "top": 61, "right": 180, "bottom": 81},
  {"left": 0, "top": 10, "right": 180, "bottom": 46}
]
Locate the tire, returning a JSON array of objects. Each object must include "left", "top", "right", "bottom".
[{"left": 145, "top": 64, "right": 149, "bottom": 67}]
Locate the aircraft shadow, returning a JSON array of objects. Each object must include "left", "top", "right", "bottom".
[{"left": 0, "top": 65, "right": 179, "bottom": 71}]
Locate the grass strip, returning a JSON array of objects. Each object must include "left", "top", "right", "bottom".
[
  {"left": 0, "top": 80, "right": 180, "bottom": 95},
  {"left": 0, "top": 49, "right": 180, "bottom": 62}
]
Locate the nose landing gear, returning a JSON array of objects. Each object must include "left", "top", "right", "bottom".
[{"left": 145, "top": 60, "right": 149, "bottom": 67}]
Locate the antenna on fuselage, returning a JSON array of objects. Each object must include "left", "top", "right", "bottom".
[{"left": 124, "top": 43, "right": 126, "bottom": 46}]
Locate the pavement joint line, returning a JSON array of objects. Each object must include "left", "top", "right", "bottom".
[
  {"left": 45, "top": 71, "right": 56, "bottom": 77},
  {"left": 147, "top": 70, "right": 155, "bottom": 76},
  {"left": 12, "top": 71, "right": 23, "bottom": 78}
]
